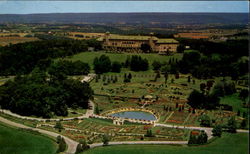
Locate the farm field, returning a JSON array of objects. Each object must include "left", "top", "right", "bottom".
[
  {"left": 83, "top": 133, "right": 248, "bottom": 154},
  {"left": 0, "top": 123, "right": 57, "bottom": 154},
  {"left": 0, "top": 37, "right": 39, "bottom": 46}
]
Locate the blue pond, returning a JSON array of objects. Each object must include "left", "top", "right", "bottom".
[{"left": 111, "top": 111, "right": 156, "bottom": 121}]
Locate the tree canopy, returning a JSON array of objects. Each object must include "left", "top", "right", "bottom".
[{"left": 0, "top": 69, "right": 93, "bottom": 118}]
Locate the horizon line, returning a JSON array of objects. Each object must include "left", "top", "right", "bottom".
[{"left": 1, "top": 12, "right": 249, "bottom": 15}]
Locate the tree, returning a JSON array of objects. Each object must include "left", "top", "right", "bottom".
[
  {"left": 57, "top": 137, "right": 66, "bottom": 153},
  {"left": 189, "top": 130, "right": 208, "bottom": 145},
  {"left": 227, "top": 117, "right": 237, "bottom": 133},
  {"left": 239, "top": 89, "right": 248, "bottom": 102},
  {"left": 95, "top": 105, "right": 100, "bottom": 115},
  {"left": 93, "top": 55, "right": 111, "bottom": 74},
  {"left": 111, "top": 61, "right": 122, "bottom": 73},
  {"left": 212, "top": 125, "right": 223, "bottom": 137},
  {"left": 164, "top": 72, "right": 168, "bottom": 84},
  {"left": 205, "top": 93, "right": 220, "bottom": 109},
  {"left": 179, "top": 50, "right": 201, "bottom": 74},
  {"left": 188, "top": 90, "right": 205, "bottom": 109},
  {"left": 237, "top": 110, "right": 241, "bottom": 116},
  {"left": 152, "top": 61, "right": 162, "bottom": 71},
  {"left": 140, "top": 43, "right": 151, "bottom": 53},
  {"left": 198, "top": 130, "right": 208, "bottom": 144},
  {"left": 130, "top": 55, "right": 149, "bottom": 71},
  {"left": 54, "top": 121, "right": 64, "bottom": 132},
  {"left": 188, "top": 76, "right": 191, "bottom": 83},
  {"left": 102, "top": 134, "right": 111, "bottom": 146},
  {"left": 124, "top": 56, "right": 131, "bottom": 68},
  {"left": 161, "top": 65, "right": 170, "bottom": 74},
  {"left": 56, "top": 135, "right": 62, "bottom": 143},
  {"left": 177, "top": 44, "right": 185, "bottom": 53},
  {"left": 145, "top": 129, "right": 154, "bottom": 137},
  {"left": 200, "top": 114, "right": 211, "bottom": 127},
  {"left": 75, "top": 143, "right": 83, "bottom": 154},
  {"left": 200, "top": 83, "right": 206, "bottom": 93},
  {"left": 75, "top": 139, "right": 89, "bottom": 153},
  {"left": 240, "top": 119, "right": 247, "bottom": 129},
  {"left": 188, "top": 134, "right": 197, "bottom": 145},
  {"left": 128, "top": 73, "right": 132, "bottom": 80}
]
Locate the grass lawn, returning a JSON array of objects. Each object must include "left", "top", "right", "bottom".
[
  {"left": 84, "top": 133, "right": 248, "bottom": 154},
  {"left": 220, "top": 94, "right": 247, "bottom": 113},
  {"left": 62, "top": 51, "right": 183, "bottom": 69},
  {"left": 0, "top": 123, "right": 57, "bottom": 154}
]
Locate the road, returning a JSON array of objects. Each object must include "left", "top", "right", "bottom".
[{"left": 0, "top": 116, "right": 78, "bottom": 154}]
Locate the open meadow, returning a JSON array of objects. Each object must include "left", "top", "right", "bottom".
[{"left": 0, "top": 123, "right": 57, "bottom": 154}]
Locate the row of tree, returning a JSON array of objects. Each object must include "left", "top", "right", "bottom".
[
  {"left": 93, "top": 55, "right": 150, "bottom": 74},
  {"left": 125, "top": 55, "right": 149, "bottom": 71},
  {"left": 93, "top": 55, "right": 122, "bottom": 74},
  {"left": 0, "top": 39, "right": 102, "bottom": 75}
]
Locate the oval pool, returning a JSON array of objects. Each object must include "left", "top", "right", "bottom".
[{"left": 110, "top": 111, "right": 156, "bottom": 121}]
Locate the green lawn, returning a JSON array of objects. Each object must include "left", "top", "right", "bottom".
[
  {"left": 0, "top": 123, "right": 57, "bottom": 154},
  {"left": 62, "top": 51, "right": 183, "bottom": 69},
  {"left": 220, "top": 94, "right": 247, "bottom": 113},
  {"left": 84, "top": 133, "right": 248, "bottom": 154}
]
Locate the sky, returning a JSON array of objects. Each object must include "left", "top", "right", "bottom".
[{"left": 0, "top": 1, "right": 248, "bottom": 14}]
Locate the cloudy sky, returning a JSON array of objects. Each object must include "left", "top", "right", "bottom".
[{"left": 0, "top": 1, "right": 248, "bottom": 14}]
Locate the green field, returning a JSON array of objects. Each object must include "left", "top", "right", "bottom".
[
  {"left": 0, "top": 123, "right": 57, "bottom": 154},
  {"left": 62, "top": 51, "right": 183, "bottom": 69},
  {"left": 84, "top": 133, "right": 248, "bottom": 154}
]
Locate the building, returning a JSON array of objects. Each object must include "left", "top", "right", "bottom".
[{"left": 97, "top": 32, "right": 179, "bottom": 54}]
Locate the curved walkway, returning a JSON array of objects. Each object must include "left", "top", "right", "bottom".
[{"left": 0, "top": 116, "right": 78, "bottom": 154}]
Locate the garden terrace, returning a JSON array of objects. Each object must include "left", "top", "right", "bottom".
[{"left": 39, "top": 118, "right": 188, "bottom": 143}]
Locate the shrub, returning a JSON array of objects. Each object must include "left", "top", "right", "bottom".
[
  {"left": 102, "top": 134, "right": 111, "bottom": 146},
  {"left": 57, "top": 137, "right": 66, "bottom": 153},
  {"left": 212, "top": 125, "right": 223, "bottom": 137},
  {"left": 227, "top": 117, "right": 237, "bottom": 133}
]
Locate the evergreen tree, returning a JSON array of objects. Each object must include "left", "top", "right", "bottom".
[
  {"left": 102, "top": 134, "right": 111, "bottom": 146},
  {"left": 54, "top": 121, "right": 64, "bottom": 132},
  {"left": 227, "top": 117, "right": 237, "bottom": 133}
]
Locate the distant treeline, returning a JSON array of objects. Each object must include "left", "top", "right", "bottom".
[
  {"left": 155, "top": 39, "right": 248, "bottom": 79},
  {"left": 0, "top": 39, "right": 102, "bottom": 75}
]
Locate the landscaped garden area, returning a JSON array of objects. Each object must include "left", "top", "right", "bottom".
[{"left": 0, "top": 38, "right": 248, "bottom": 153}]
